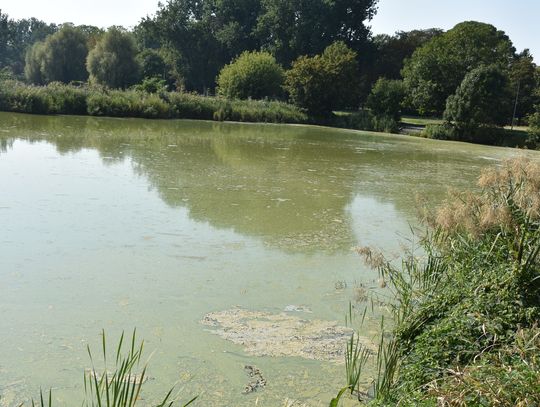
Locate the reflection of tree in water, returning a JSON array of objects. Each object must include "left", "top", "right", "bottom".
[{"left": 0, "top": 112, "right": 488, "bottom": 252}]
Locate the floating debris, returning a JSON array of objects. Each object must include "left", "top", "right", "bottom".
[
  {"left": 283, "top": 304, "right": 312, "bottom": 313},
  {"left": 201, "top": 308, "right": 375, "bottom": 363},
  {"left": 242, "top": 365, "right": 266, "bottom": 394}
]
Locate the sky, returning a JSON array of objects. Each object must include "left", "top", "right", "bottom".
[{"left": 1, "top": 0, "right": 538, "bottom": 61}]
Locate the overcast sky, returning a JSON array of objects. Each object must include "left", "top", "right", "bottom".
[{"left": 1, "top": 0, "right": 538, "bottom": 61}]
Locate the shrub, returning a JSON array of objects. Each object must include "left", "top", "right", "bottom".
[
  {"left": 46, "top": 82, "right": 87, "bottom": 114},
  {"left": 366, "top": 78, "right": 406, "bottom": 121},
  {"left": 132, "top": 77, "right": 168, "bottom": 94},
  {"left": 216, "top": 51, "right": 285, "bottom": 100},
  {"left": 372, "top": 114, "right": 399, "bottom": 133},
  {"left": 527, "top": 106, "right": 540, "bottom": 148},
  {"left": 422, "top": 123, "right": 458, "bottom": 140},
  {"left": 285, "top": 41, "right": 361, "bottom": 116}
]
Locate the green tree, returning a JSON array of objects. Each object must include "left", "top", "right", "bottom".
[
  {"left": 370, "top": 29, "right": 443, "bottom": 81},
  {"left": 217, "top": 51, "right": 284, "bottom": 99},
  {"left": 87, "top": 27, "right": 140, "bottom": 88},
  {"left": 285, "top": 41, "right": 360, "bottom": 115},
  {"left": 0, "top": 11, "right": 57, "bottom": 76},
  {"left": 367, "top": 78, "right": 406, "bottom": 120},
  {"left": 137, "top": 48, "right": 170, "bottom": 81},
  {"left": 134, "top": 0, "right": 224, "bottom": 92},
  {"left": 403, "top": 21, "right": 515, "bottom": 115},
  {"left": 24, "top": 41, "right": 46, "bottom": 84},
  {"left": 444, "top": 65, "right": 511, "bottom": 136},
  {"left": 508, "top": 50, "right": 539, "bottom": 125},
  {"left": 25, "top": 25, "right": 88, "bottom": 84},
  {"left": 256, "top": 0, "right": 377, "bottom": 66}
]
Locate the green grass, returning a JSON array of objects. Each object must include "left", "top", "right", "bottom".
[{"left": 400, "top": 115, "right": 444, "bottom": 126}]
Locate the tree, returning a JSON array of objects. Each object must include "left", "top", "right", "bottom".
[
  {"left": 134, "top": 0, "right": 225, "bottom": 92},
  {"left": 367, "top": 78, "right": 406, "bottom": 120},
  {"left": 444, "top": 65, "right": 511, "bottom": 135},
  {"left": 217, "top": 51, "right": 284, "bottom": 99},
  {"left": 508, "top": 50, "right": 539, "bottom": 124},
  {"left": 87, "top": 27, "right": 140, "bottom": 88},
  {"left": 256, "top": 0, "right": 377, "bottom": 66},
  {"left": 403, "top": 21, "right": 515, "bottom": 115},
  {"left": 133, "top": 0, "right": 378, "bottom": 92},
  {"left": 285, "top": 41, "right": 360, "bottom": 115},
  {"left": 24, "top": 25, "right": 88, "bottom": 84},
  {"left": 137, "top": 48, "right": 170, "bottom": 81},
  {"left": 0, "top": 11, "right": 57, "bottom": 76},
  {"left": 370, "top": 29, "right": 443, "bottom": 81},
  {"left": 24, "top": 41, "right": 46, "bottom": 84}
]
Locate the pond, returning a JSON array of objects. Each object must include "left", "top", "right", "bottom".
[{"left": 0, "top": 112, "right": 535, "bottom": 406}]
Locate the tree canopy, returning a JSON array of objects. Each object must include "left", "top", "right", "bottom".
[
  {"left": 25, "top": 25, "right": 88, "bottom": 84},
  {"left": 285, "top": 41, "right": 360, "bottom": 115},
  {"left": 444, "top": 64, "right": 512, "bottom": 133},
  {"left": 87, "top": 27, "right": 140, "bottom": 88},
  {"left": 133, "top": 0, "right": 378, "bottom": 92},
  {"left": 403, "top": 21, "right": 515, "bottom": 115}
]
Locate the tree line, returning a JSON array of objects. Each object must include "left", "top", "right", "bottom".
[{"left": 0, "top": 2, "right": 539, "bottom": 144}]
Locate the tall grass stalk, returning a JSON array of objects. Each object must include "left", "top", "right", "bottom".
[{"left": 21, "top": 330, "right": 197, "bottom": 407}]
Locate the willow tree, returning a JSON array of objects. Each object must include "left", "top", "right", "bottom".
[
  {"left": 24, "top": 24, "right": 88, "bottom": 84},
  {"left": 87, "top": 27, "right": 140, "bottom": 88}
]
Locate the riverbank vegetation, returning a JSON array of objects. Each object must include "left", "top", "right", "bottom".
[
  {"left": 339, "top": 158, "right": 540, "bottom": 405},
  {"left": 0, "top": 80, "right": 306, "bottom": 123},
  {"left": 1, "top": 2, "right": 539, "bottom": 145}
]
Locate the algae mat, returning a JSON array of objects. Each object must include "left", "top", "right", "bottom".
[{"left": 202, "top": 308, "right": 375, "bottom": 363}]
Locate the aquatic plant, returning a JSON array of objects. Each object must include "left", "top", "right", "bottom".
[{"left": 23, "top": 330, "right": 197, "bottom": 407}]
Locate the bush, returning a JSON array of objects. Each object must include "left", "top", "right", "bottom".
[
  {"left": 217, "top": 51, "right": 285, "bottom": 100},
  {"left": 422, "top": 123, "right": 458, "bottom": 140},
  {"left": 331, "top": 111, "right": 400, "bottom": 133},
  {"left": 86, "top": 89, "right": 169, "bottom": 119},
  {"left": 46, "top": 82, "right": 87, "bottom": 114},
  {"left": 285, "top": 41, "right": 361, "bottom": 116},
  {"left": 527, "top": 107, "right": 540, "bottom": 148},
  {"left": 132, "top": 77, "right": 168, "bottom": 94},
  {"left": 372, "top": 114, "right": 400, "bottom": 133},
  {"left": 366, "top": 78, "right": 406, "bottom": 121}
]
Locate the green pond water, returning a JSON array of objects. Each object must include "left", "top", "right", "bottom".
[{"left": 0, "top": 112, "right": 537, "bottom": 406}]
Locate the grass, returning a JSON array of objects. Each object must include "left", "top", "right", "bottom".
[
  {"left": 22, "top": 330, "right": 197, "bottom": 407},
  {"left": 400, "top": 115, "right": 444, "bottom": 126},
  {"left": 340, "top": 158, "right": 540, "bottom": 405}
]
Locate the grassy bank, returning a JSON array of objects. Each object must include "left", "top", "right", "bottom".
[
  {"left": 0, "top": 80, "right": 307, "bottom": 124},
  {"left": 342, "top": 158, "right": 540, "bottom": 405}
]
